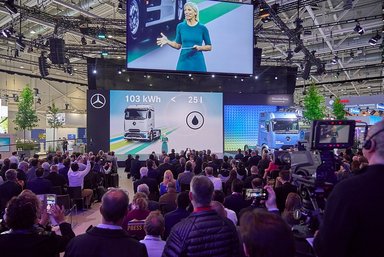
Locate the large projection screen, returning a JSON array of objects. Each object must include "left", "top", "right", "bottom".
[
  {"left": 110, "top": 90, "right": 223, "bottom": 155},
  {"left": 127, "top": 0, "right": 253, "bottom": 74}
]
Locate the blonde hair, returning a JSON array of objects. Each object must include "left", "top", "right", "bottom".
[
  {"left": 162, "top": 170, "right": 176, "bottom": 185},
  {"left": 133, "top": 192, "right": 148, "bottom": 210},
  {"left": 184, "top": 2, "right": 199, "bottom": 21}
]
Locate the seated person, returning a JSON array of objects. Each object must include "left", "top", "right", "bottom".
[
  {"left": 0, "top": 190, "right": 75, "bottom": 257},
  {"left": 140, "top": 211, "right": 166, "bottom": 257}
]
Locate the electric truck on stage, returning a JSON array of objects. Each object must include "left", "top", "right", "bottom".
[{"left": 124, "top": 105, "right": 161, "bottom": 141}]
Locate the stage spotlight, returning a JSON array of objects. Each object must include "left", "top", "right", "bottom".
[
  {"left": 4, "top": 0, "right": 17, "bottom": 15},
  {"left": 369, "top": 33, "right": 382, "bottom": 46},
  {"left": 294, "top": 18, "right": 304, "bottom": 35},
  {"left": 101, "top": 50, "right": 109, "bottom": 56},
  {"left": 97, "top": 27, "right": 107, "bottom": 39},
  {"left": 118, "top": 1, "right": 123, "bottom": 10},
  {"left": 1, "top": 27, "right": 14, "bottom": 38},
  {"left": 81, "top": 36, "right": 87, "bottom": 45},
  {"left": 350, "top": 51, "right": 354, "bottom": 58},
  {"left": 91, "top": 39, "right": 96, "bottom": 44},
  {"left": 331, "top": 55, "right": 339, "bottom": 65},
  {"left": 354, "top": 23, "right": 364, "bottom": 35}
]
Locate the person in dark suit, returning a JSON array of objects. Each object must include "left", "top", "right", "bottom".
[
  {"left": 157, "top": 157, "right": 174, "bottom": 180},
  {"left": 134, "top": 167, "right": 159, "bottom": 201},
  {"left": 0, "top": 190, "right": 75, "bottom": 257},
  {"left": 46, "top": 165, "right": 67, "bottom": 194},
  {"left": 164, "top": 191, "right": 191, "bottom": 239},
  {"left": 27, "top": 168, "right": 53, "bottom": 195},
  {"left": 0, "top": 169, "right": 22, "bottom": 213},
  {"left": 274, "top": 170, "right": 297, "bottom": 213},
  {"left": 159, "top": 182, "right": 178, "bottom": 214},
  {"left": 243, "top": 166, "right": 261, "bottom": 189},
  {"left": 314, "top": 120, "right": 384, "bottom": 257},
  {"left": 224, "top": 179, "right": 250, "bottom": 219},
  {"left": 247, "top": 150, "right": 262, "bottom": 170},
  {"left": 58, "top": 158, "right": 71, "bottom": 183},
  {"left": 64, "top": 188, "right": 148, "bottom": 257},
  {"left": 130, "top": 155, "right": 142, "bottom": 180}
]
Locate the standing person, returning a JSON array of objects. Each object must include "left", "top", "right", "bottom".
[
  {"left": 67, "top": 156, "right": 93, "bottom": 209},
  {"left": 124, "top": 154, "right": 133, "bottom": 179},
  {"left": 62, "top": 138, "right": 68, "bottom": 152},
  {"left": 156, "top": 2, "right": 212, "bottom": 72},
  {"left": 314, "top": 120, "right": 384, "bottom": 257},
  {"left": 140, "top": 211, "right": 166, "bottom": 257},
  {"left": 64, "top": 189, "right": 148, "bottom": 257},
  {"left": 161, "top": 134, "right": 169, "bottom": 155},
  {"left": 162, "top": 176, "right": 239, "bottom": 257}
]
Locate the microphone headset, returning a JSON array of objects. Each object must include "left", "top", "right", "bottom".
[{"left": 363, "top": 127, "right": 384, "bottom": 150}]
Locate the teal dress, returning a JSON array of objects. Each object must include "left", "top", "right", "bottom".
[
  {"left": 161, "top": 136, "right": 169, "bottom": 154},
  {"left": 175, "top": 21, "right": 211, "bottom": 72}
]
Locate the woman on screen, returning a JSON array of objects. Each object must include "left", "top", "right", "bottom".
[{"left": 156, "top": 2, "right": 212, "bottom": 72}]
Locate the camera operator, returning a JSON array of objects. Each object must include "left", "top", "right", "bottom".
[{"left": 314, "top": 120, "right": 384, "bottom": 257}]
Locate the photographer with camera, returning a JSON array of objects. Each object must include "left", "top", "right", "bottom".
[{"left": 314, "top": 120, "right": 384, "bottom": 257}]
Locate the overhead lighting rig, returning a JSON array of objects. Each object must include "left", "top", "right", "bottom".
[{"left": 4, "top": 0, "right": 17, "bottom": 15}]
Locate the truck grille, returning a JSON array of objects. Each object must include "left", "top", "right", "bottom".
[{"left": 129, "top": 129, "right": 140, "bottom": 133}]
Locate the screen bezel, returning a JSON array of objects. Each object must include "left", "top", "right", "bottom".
[
  {"left": 126, "top": 0, "right": 255, "bottom": 75},
  {"left": 311, "top": 120, "right": 356, "bottom": 150}
]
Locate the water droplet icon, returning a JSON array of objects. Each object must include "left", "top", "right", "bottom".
[{"left": 192, "top": 116, "right": 199, "bottom": 125}]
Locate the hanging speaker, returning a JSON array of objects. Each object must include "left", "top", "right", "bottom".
[{"left": 49, "top": 38, "right": 65, "bottom": 64}]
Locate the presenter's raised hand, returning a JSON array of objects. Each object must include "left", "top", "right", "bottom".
[{"left": 157, "top": 33, "right": 168, "bottom": 47}]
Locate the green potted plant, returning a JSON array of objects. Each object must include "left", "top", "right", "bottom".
[
  {"left": 303, "top": 81, "right": 326, "bottom": 121},
  {"left": 47, "top": 103, "right": 64, "bottom": 152},
  {"left": 14, "top": 86, "right": 39, "bottom": 155},
  {"left": 332, "top": 97, "right": 346, "bottom": 120}
]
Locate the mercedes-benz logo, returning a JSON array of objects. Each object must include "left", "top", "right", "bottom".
[{"left": 90, "top": 94, "right": 106, "bottom": 109}]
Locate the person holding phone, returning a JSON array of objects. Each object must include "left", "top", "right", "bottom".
[
  {"left": 0, "top": 190, "right": 75, "bottom": 257},
  {"left": 157, "top": 2, "right": 212, "bottom": 72}
]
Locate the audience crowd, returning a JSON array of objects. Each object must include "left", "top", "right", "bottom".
[{"left": 0, "top": 119, "right": 383, "bottom": 257}]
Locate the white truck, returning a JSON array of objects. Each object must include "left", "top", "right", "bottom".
[
  {"left": 128, "top": 0, "right": 186, "bottom": 41},
  {"left": 124, "top": 105, "right": 161, "bottom": 141}
]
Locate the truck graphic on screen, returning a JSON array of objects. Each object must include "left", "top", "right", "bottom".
[
  {"left": 124, "top": 105, "right": 161, "bottom": 141},
  {"left": 128, "top": 0, "right": 186, "bottom": 41},
  {"left": 258, "top": 112, "right": 301, "bottom": 150}
]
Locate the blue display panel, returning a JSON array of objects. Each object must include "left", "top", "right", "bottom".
[
  {"left": 127, "top": 0, "right": 253, "bottom": 74},
  {"left": 224, "top": 105, "right": 277, "bottom": 152},
  {"left": 0, "top": 137, "right": 10, "bottom": 152},
  {"left": 110, "top": 90, "right": 223, "bottom": 155}
]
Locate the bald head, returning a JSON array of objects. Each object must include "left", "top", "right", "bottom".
[{"left": 100, "top": 189, "right": 129, "bottom": 224}]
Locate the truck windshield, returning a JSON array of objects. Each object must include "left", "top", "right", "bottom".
[
  {"left": 125, "top": 109, "right": 147, "bottom": 120},
  {"left": 272, "top": 120, "right": 299, "bottom": 133}
]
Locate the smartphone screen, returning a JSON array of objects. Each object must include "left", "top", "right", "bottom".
[{"left": 46, "top": 194, "right": 56, "bottom": 214}]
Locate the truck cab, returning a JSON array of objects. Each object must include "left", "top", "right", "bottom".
[
  {"left": 259, "top": 112, "right": 300, "bottom": 150},
  {"left": 124, "top": 105, "right": 161, "bottom": 141}
]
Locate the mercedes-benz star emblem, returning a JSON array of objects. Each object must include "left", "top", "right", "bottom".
[
  {"left": 186, "top": 111, "right": 204, "bottom": 130},
  {"left": 90, "top": 94, "right": 106, "bottom": 109}
]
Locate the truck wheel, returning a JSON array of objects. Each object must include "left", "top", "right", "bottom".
[{"left": 128, "top": 0, "right": 143, "bottom": 41}]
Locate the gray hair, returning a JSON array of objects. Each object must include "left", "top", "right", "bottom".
[
  {"left": 190, "top": 175, "right": 214, "bottom": 207},
  {"left": 137, "top": 183, "right": 150, "bottom": 196},
  {"left": 18, "top": 161, "right": 29, "bottom": 172},
  {"left": 184, "top": 2, "right": 199, "bottom": 21},
  {"left": 140, "top": 167, "right": 148, "bottom": 178},
  {"left": 5, "top": 169, "right": 17, "bottom": 181}
]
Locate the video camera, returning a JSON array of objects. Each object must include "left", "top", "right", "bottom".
[{"left": 290, "top": 120, "right": 356, "bottom": 237}]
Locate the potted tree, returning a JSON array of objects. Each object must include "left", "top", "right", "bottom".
[
  {"left": 332, "top": 97, "right": 346, "bottom": 120},
  {"left": 303, "top": 81, "right": 326, "bottom": 122},
  {"left": 14, "top": 86, "right": 39, "bottom": 157},
  {"left": 47, "top": 103, "right": 64, "bottom": 153}
]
